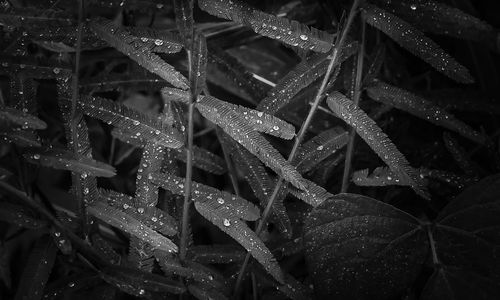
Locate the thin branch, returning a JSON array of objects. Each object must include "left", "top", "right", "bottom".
[
  {"left": 341, "top": 15, "right": 366, "bottom": 192},
  {"left": 233, "top": 0, "right": 362, "bottom": 294}
]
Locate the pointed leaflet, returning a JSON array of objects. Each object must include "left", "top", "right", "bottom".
[
  {"left": 187, "top": 283, "right": 228, "bottom": 300},
  {"left": 174, "top": 0, "right": 194, "bottom": 45},
  {"left": 293, "top": 127, "right": 348, "bottom": 174},
  {"left": 198, "top": 0, "right": 334, "bottom": 52},
  {"left": 352, "top": 167, "right": 413, "bottom": 187},
  {"left": 257, "top": 43, "right": 357, "bottom": 115},
  {"left": 366, "top": 82, "right": 486, "bottom": 144},
  {"left": 0, "top": 106, "right": 46, "bottom": 130},
  {"left": 165, "top": 89, "right": 296, "bottom": 139},
  {"left": 443, "top": 132, "right": 482, "bottom": 176},
  {"left": 100, "top": 265, "right": 185, "bottom": 297},
  {"left": 23, "top": 147, "right": 116, "bottom": 177},
  {"left": 207, "top": 45, "right": 269, "bottom": 101},
  {"left": 362, "top": 4, "right": 473, "bottom": 83},
  {"left": 217, "top": 131, "right": 292, "bottom": 236},
  {"left": 194, "top": 200, "right": 284, "bottom": 283},
  {"left": 196, "top": 96, "right": 305, "bottom": 189},
  {"left": 99, "top": 189, "right": 177, "bottom": 236},
  {"left": 370, "top": 0, "right": 497, "bottom": 44},
  {"left": 14, "top": 236, "right": 57, "bottom": 300},
  {"left": 150, "top": 172, "right": 260, "bottom": 221},
  {"left": 327, "top": 92, "right": 429, "bottom": 199},
  {"left": 126, "top": 26, "right": 182, "bottom": 53},
  {"left": 79, "top": 95, "right": 183, "bottom": 148},
  {"left": 88, "top": 201, "right": 178, "bottom": 253},
  {"left": 90, "top": 17, "right": 189, "bottom": 89},
  {"left": 189, "top": 245, "right": 246, "bottom": 264},
  {"left": 303, "top": 193, "right": 428, "bottom": 299}
]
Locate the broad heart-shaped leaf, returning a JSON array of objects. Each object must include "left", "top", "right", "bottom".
[
  {"left": 14, "top": 235, "right": 57, "bottom": 300},
  {"left": 198, "top": 0, "right": 334, "bottom": 53},
  {"left": 424, "top": 174, "right": 500, "bottom": 299},
  {"left": 366, "top": 81, "right": 486, "bottom": 144},
  {"left": 23, "top": 147, "right": 116, "bottom": 177},
  {"left": 362, "top": 3, "right": 473, "bottom": 84},
  {"left": 194, "top": 200, "right": 285, "bottom": 284},
  {"left": 88, "top": 201, "right": 178, "bottom": 253},
  {"left": 90, "top": 17, "right": 189, "bottom": 89},
  {"left": 257, "top": 42, "right": 357, "bottom": 115},
  {"left": 327, "top": 92, "right": 429, "bottom": 199},
  {"left": 303, "top": 193, "right": 428, "bottom": 300},
  {"left": 79, "top": 95, "right": 184, "bottom": 149},
  {"left": 196, "top": 95, "right": 306, "bottom": 190}
]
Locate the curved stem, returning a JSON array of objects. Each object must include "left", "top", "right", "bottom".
[
  {"left": 233, "top": 0, "right": 361, "bottom": 294},
  {"left": 341, "top": 15, "right": 366, "bottom": 193}
]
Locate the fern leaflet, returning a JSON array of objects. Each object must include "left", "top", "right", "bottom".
[
  {"left": 90, "top": 17, "right": 189, "bottom": 89},
  {"left": 0, "top": 106, "right": 47, "bottom": 130},
  {"left": 362, "top": 3, "right": 473, "bottom": 83},
  {"left": 327, "top": 91, "right": 429, "bottom": 199},
  {"left": 126, "top": 26, "right": 182, "bottom": 53},
  {"left": 366, "top": 81, "right": 486, "bottom": 144},
  {"left": 198, "top": 0, "right": 334, "bottom": 52}
]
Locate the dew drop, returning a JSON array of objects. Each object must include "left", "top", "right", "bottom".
[
  {"left": 154, "top": 39, "right": 163, "bottom": 46},
  {"left": 410, "top": 4, "right": 417, "bottom": 10},
  {"left": 223, "top": 219, "right": 231, "bottom": 227},
  {"left": 257, "top": 112, "right": 263, "bottom": 117},
  {"left": 53, "top": 67, "right": 60, "bottom": 74},
  {"left": 273, "top": 125, "right": 279, "bottom": 130},
  {"left": 83, "top": 188, "right": 89, "bottom": 195},
  {"left": 299, "top": 34, "right": 308, "bottom": 41},
  {"left": 133, "top": 120, "right": 140, "bottom": 125},
  {"left": 123, "top": 203, "right": 130, "bottom": 209},
  {"left": 316, "top": 145, "right": 324, "bottom": 151},
  {"left": 217, "top": 198, "right": 224, "bottom": 204},
  {"left": 33, "top": 154, "right": 40, "bottom": 160},
  {"left": 137, "top": 207, "right": 145, "bottom": 214}
]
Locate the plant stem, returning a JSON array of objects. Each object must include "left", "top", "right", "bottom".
[
  {"left": 233, "top": 0, "right": 361, "bottom": 294},
  {"left": 180, "top": 49, "right": 195, "bottom": 261},
  {"left": 426, "top": 224, "right": 440, "bottom": 266},
  {"left": 341, "top": 15, "right": 366, "bottom": 193}
]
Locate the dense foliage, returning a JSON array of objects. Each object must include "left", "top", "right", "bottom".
[{"left": 0, "top": 0, "right": 499, "bottom": 299}]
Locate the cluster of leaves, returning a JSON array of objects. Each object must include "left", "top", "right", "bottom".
[{"left": 0, "top": 0, "right": 499, "bottom": 299}]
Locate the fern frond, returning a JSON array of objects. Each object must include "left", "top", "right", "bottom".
[
  {"left": 23, "top": 147, "right": 116, "bottom": 177},
  {"left": 362, "top": 4, "right": 473, "bottom": 83},
  {"left": 218, "top": 131, "right": 292, "bottom": 236},
  {"left": 0, "top": 55, "right": 71, "bottom": 79},
  {"left": 207, "top": 45, "right": 269, "bottom": 101},
  {"left": 79, "top": 95, "right": 183, "bottom": 148},
  {"left": 90, "top": 17, "right": 189, "bottom": 89},
  {"left": 175, "top": 146, "right": 227, "bottom": 175},
  {"left": 150, "top": 172, "right": 260, "bottom": 221},
  {"left": 352, "top": 167, "right": 410, "bottom": 186},
  {"left": 257, "top": 43, "right": 357, "bottom": 115},
  {"left": 128, "top": 239, "right": 156, "bottom": 272},
  {"left": 194, "top": 200, "right": 284, "bottom": 283},
  {"left": 366, "top": 81, "right": 486, "bottom": 144},
  {"left": 189, "top": 244, "right": 246, "bottom": 264},
  {"left": 0, "top": 106, "right": 46, "bottom": 130},
  {"left": 127, "top": 26, "right": 183, "bottom": 53},
  {"left": 370, "top": 0, "right": 497, "bottom": 45},
  {"left": 196, "top": 96, "right": 305, "bottom": 189},
  {"left": 135, "top": 142, "right": 165, "bottom": 207},
  {"left": 327, "top": 92, "right": 429, "bottom": 199},
  {"left": 293, "top": 126, "right": 348, "bottom": 174},
  {"left": 14, "top": 236, "right": 57, "bottom": 300},
  {"left": 288, "top": 178, "right": 333, "bottom": 207},
  {"left": 198, "top": 0, "right": 334, "bottom": 52},
  {"left": 99, "top": 265, "right": 186, "bottom": 297},
  {"left": 174, "top": 0, "right": 194, "bottom": 45},
  {"left": 0, "top": 130, "right": 41, "bottom": 147},
  {"left": 88, "top": 201, "right": 178, "bottom": 253},
  {"left": 99, "top": 189, "right": 177, "bottom": 236}
]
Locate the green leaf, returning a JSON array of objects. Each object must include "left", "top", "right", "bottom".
[
  {"left": 126, "top": 26, "right": 183, "bottom": 53},
  {"left": 23, "top": 147, "right": 116, "bottom": 177},
  {"left": 189, "top": 244, "right": 246, "bottom": 264},
  {"left": 352, "top": 166, "right": 416, "bottom": 187},
  {"left": 0, "top": 106, "right": 47, "bottom": 130},
  {"left": 366, "top": 81, "right": 486, "bottom": 144},
  {"left": 173, "top": 0, "right": 194, "bottom": 45},
  {"left": 90, "top": 17, "right": 189, "bottom": 89},
  {"left": 79, "top": 95, "right": 184, "bottom": 149},
  {"left": 189, "top": 34, "right": 208, "bottom": 97},
  {"left": 196, "top": 95, "right": 305, "bottom": 189},
  {"left": 194, "top": 199, "right": 284, "bottom": 283},
  {"left": 293, "top": 126, "right": 348, "bottom": 174},
  {"left": 327, "top": 92, "right": 429, "bottom": 199},
  {"left": 303, "top": 193, "right": 428, "bottom": 299},
  {"left": 187, "top": 283, "right": 228, "bottom": 300},
  {"left": 257, "top": 43, "right": 357, "bottom": 115},
  {"left": 150, "top": 172, "right": 260, "bottom": 221},
  {"left": 15, "top": 236, "right": 58, "bottom": 300},
  {"left": 362, "top": 4, "right": 473, "bottom": 83},
  {"left": 100, "top": 265, "right": 186, "bottom": 297},
  {"left": 88, "top": 201, "right": 178, "bottom": 253},
  {"left": 198, "top": 0, "right": 334, "bottom": 52}
]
